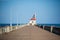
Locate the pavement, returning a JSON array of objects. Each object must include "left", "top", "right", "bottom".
[{"left": 0, "top": 26, "right": 60, "bottom": 40}]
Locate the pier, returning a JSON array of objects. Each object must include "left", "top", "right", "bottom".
[{"left": 0, "top": 25, "right": 60, "bottom": 40}]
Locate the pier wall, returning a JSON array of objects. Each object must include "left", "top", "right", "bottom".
[
  {"left": 37, "top": 25, "right": 60, "bottom": 35},
  {"left": 0, "top": 24, "right": 27, "bottom": 34}
]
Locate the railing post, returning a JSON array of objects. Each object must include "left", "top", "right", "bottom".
[
  {"left": 4, "top": 27, "right": 6, "bottom": 33},
  {"left": 16, "top": 25, "right": 18, "bottom": 29},
  {"left": 43, "top": 25, "right": 45, "bottom": 30},
  {"left": 0, "top": 28, "right": 2, "bottom": 34},
  {"left": 10, "top": 26, "right": 12, "bottom": 31},
  {"left": 51, "top": 26, "right": 53, "bottom": 32},
  {"left": 6, "top": 26, "right": 10, "bottom": 32}
]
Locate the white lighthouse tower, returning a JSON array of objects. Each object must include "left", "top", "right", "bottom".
[{"left": 28, "top": 14, "right": 36, "bottom": 25}]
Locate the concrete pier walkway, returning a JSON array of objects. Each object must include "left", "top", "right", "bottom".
[{"left": 0, "top": 26, "right": 60, "bottom": 40}]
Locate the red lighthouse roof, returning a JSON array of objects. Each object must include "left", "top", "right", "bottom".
[
  {"left": 31, "top": 18, "right": 36, "bottom": 20},
  {"left": 30, "top": 14, "right": 36, "bottom": 20}
]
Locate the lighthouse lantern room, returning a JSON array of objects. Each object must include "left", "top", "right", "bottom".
[{"left": 28, "top": 14, "right": 36, "bottom": 25}]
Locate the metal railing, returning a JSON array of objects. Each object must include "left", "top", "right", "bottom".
[{"left": 0, "top": 24, "right": 27, "bottom": 34}]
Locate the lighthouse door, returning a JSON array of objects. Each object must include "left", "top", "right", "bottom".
[{"left": 32, "top": 21, "right": 33, "bottom": 23}]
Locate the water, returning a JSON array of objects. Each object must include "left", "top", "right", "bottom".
[
  {"left": 37, "top": 24, "right": 60, "bottom": 28},
  {"left": 0, "top": 24, "right": 24, "bottom": 27},
  {"left": 0, "top": 24, "right": 60, "bottom": 28}
]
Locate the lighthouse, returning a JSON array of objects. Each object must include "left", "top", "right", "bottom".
[{"left": 28, "top": 14, "right": 36, "bottom": 25}]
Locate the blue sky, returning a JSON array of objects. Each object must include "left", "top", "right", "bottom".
[{"left": 0, "top": 0, "right": 60, "bottom": 24}]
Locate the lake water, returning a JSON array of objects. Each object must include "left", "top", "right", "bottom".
[
  {"left": 37, "top": 24, "right": 60, "bottom": 28},
  {"left": 0, "top": 24, "right": 24, "bottom": 27},
  {"left": 0, "top": 24, "right": 60, "bottom": 28}
]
